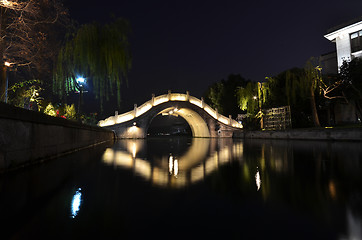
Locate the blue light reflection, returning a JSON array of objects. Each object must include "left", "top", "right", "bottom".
[{"left": 70, "top": 188, "right": 82, "bottom": 219}]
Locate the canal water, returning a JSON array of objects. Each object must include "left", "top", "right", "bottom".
[{"left": 1, "top": 138, "right": 361, "bottom": 239}]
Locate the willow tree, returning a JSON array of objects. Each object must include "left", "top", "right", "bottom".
[
  {"left": 203, "top": 74, "right": 247, "bottom": 118},
  {"left": 53, "top": 18, "right": 131, "bottom": 111},
  {"left": 301, "top": 59, "right": 322, "bottom": 127},
  {"left": 282, "top": 59, "right": 322, "bottom": 127},
  {"left": 237, "top": 81, "right": 261, "bottom": 114}
]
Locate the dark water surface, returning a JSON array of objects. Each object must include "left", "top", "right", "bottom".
[{"left": 1, "top": 138, "right": 361, "bottom": 239}]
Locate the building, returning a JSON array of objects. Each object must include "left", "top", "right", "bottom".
[
  {"left": 319, "top": 51, "right": 338, "bottom": 75},
  {"left": 324, "top": 16, "right": 362, "bottom": 71},
  {"left": 323, "top": 17, "right": 362, "bottom": 124}
]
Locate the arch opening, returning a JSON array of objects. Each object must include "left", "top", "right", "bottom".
[
  {"left": 147, "top": 107, "right": 210, "bottom": 138},
  {"left": 147, "top": 114, "right": 192, "bottom": 137}
]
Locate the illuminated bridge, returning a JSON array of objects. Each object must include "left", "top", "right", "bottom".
[{"left": 98, "top": 91, "right": 243, "bottom": 138}]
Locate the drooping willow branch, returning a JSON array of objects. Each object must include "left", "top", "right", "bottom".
[{"left": 53, "top": 18, "right": 132, "bottom": 111}]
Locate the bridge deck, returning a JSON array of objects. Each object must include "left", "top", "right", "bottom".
[{"left": 98, "top": 92, "right": 243, "bottom": 129}]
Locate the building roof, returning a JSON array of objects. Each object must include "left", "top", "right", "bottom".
[
  {"left": 326, "top": 16, "right": 362, "bottom": 35},
  {"left": 324, "top": 16, "right": 362, "bottom": 41}
]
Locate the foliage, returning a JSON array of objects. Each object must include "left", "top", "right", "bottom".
[
  {"left": 262, "top": 59, "right": 323, "bottom": 127},
  {"left": 204, "top": 81, "right": 224, "bottom": 112},
  {"left": 203, "top": 74, "right": 248, "bottom": 118},
  {"left": 237, "top": 80, "right": 271, "bottom": 114},
  {"left": 44, "top": 102, "right": 57, "bottom": 117},
  {"left": 339, "top": 58, "right": 362, "bottom": 117},
  {"left": 229, "top": 58, "right": 362, "bottom": 128},
  {"left": 340, "top": 58, "right": 362, "bottom": 101},
  {"left": 236, "top": 81, "right": 258, "bottom": 113},
  {"left": 43, "top": 102, "right": 77, "bottom": 121},
  {"left": 7, "top": 79, "right": 43, "bottom": 110},
  {"left": 241, "top": 115, "right": 261, "bottom": 130},
  {"left": 64, "top": 104, "right": 77, "bottom": 120},
  {"left": 80, "top": 113, "right": 98, "bottom": 125},
  {"left": 53, "top": 18, "right": 132, "bottom": 111}
]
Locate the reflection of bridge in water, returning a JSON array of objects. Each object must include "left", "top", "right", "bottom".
[
  {"left": 102, "top": 138, "right": 244, "bottom": 188},
  {"left": 98, "top": 91, "right": 243, "bottom": 138}
]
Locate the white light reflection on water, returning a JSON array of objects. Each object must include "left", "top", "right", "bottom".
[
  {"left": 255, "top": 167, "right": 261, "bottom": 191},
  {"left": 70, "top": 188, "right": 82, "bottom": 218},
  {"left": 168, "top": 154, "right": 179, "bottom": 178},
  {"left": 168, "top": 154, "right": 173, "bottom": 175}
]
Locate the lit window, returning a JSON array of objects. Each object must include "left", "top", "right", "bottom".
[
  {"left": 351, "top": 32, "right": 358, "bottom": 39},
  {"left": 350, "top": 30, "right": 362, "bottom": 53}
]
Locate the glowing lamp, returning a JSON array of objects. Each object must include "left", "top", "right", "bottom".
[{"left": 76, "top": 76, "right": 85, "bottom": 86}]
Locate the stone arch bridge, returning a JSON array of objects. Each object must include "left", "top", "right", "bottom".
[{"left": 98, "top": 91, "right": 243, "bottom": 138}]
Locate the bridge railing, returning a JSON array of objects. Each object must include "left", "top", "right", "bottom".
[
  {"left": 153, "top": 94, "right": 169, "bottom": 106},
  {"left": 188, "top": 96, "right": 203, "bottom": 108},
  {"left": 98, "top": 92, "right": 243, "bottom": 128},
  {"left": 135, "top": 101, "right": 153, "bottom": 117}
]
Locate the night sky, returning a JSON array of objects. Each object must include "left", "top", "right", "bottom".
[{"left": 65, "top": 0, "right": 362, "bottom": 113}]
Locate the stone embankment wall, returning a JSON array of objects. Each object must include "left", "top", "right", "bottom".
[
  {"left": 0, "top": 103, "right": 114, "bottom": 172},
  {"left": 243, "top": 128, "right": 362, "bottom": 141}
]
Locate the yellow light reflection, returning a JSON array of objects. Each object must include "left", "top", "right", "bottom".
[
  {"left": 102, "top": 148, "right": 115, "bottom": 165},
  {"left": 190, "top": 165, "right": 204, "bottom": 183},
  {"left": 114, "top": 151, "right": 133, "bottom": 168},
  {"left": 101, "top": 139, "right": 244, "bottom": 188},
  {"left": 134, "top": 159, "right": 151, "bottom": 180},
  {"left": 125, "top": 141, "right": 138, "bottom": 158},
  {"left": 329, "top": 180, "right": 337, "bottom": 200},
  {"left": 205, "top": 153, "right": 218, "bottom": 175},
  {"left": 174, "top": 159, "right": 178, "bottom": 178},
  {"left": 152, "top": 167, "right": 168, "bottom": 186}
]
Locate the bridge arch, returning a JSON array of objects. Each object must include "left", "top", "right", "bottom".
[
  {"left": 98, "top": 91, "right": 243, "bottom": 138},
  {"left": 151, "top": 107, "right": 210, "bottom": 137}
]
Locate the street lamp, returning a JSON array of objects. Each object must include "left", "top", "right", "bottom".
[
  {"left": 1, "top": 61, "right": 13, "bottom": 103},
  {"left": 76, "top": 77, "right": 85, "bottom": 86},
  {"left": 76, "top": 76, "right": 86, "bottom": 114}
]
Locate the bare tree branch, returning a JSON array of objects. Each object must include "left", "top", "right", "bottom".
[{"left": 0, "top": 0, "right": 70, "bottom": 102}]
